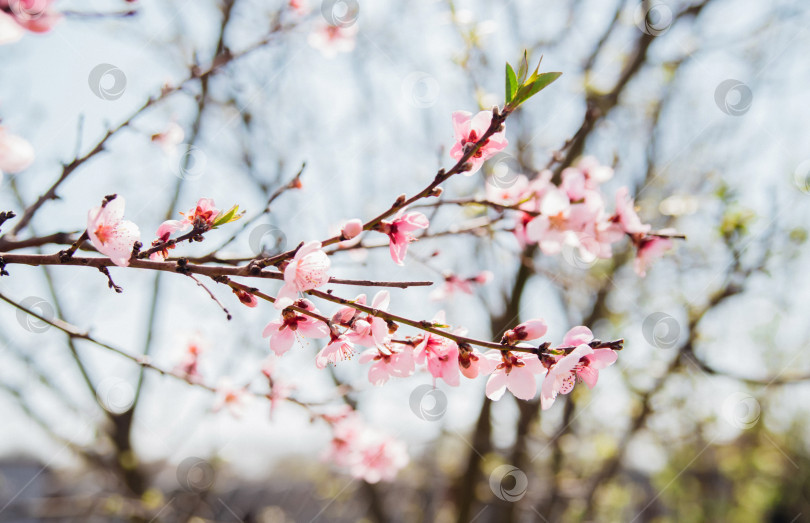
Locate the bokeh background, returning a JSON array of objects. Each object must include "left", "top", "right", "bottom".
[{"left": 1, "top": 0, "right": 810, "bottom": 521}]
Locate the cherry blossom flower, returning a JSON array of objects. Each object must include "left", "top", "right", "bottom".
[
  {"left": 350, "top": 434, "right": 409, "bottom": 484},
  {"left": 315, "top": 332, "right": 356, "bottom": 368},
  {"left": 358, "top": 345, "right": 415, "bottom": 385},
  {"left": 346, "top": 291, "right": 391, "bottom": 348},
  {"left": 634, "top": 235, "right": 673, "bottom": 277},
  {"left": 379, "top": 211, "right": 428, "bottom": 265},
  {"left": 262, "top": 299, "right": 329, "bottom": 356},
  {"left": 175, "top": 338, "right": 205, "bottom": 381},
  {"left": 449, "top": 110, "right": 508, "bottom": 174},
  {"left": 430, "top": 271, "right": 492, "bottom": 301},
  {"left": 307, "top": 22, "right": 358, "bottom": 58},
  {"left": 539, "top": 326, "right": 618, "bottom": 409},
  {"left": 525, "top": 187, "right": 576, "bottom": 254},
  {"left": 180, "top": 197, "right": 220, "bottom": 229},
  {"left": 87, "top": 196, "right": 141, "bottom": 267},
  {"left": 0, "top": 126, "right": 35, "bottom": 178},
  {"left": 148, "top": 219, "right": 189, "bottom": 261},
  {"left": 485, "top": 173, "right": 529, "bottom": 205},
  {"left": 502, "top": 319, "right": 548, "bottom": 344},
  {"left": 481, "top": 349, "right": 545, "bottom": 401},
  {"left": 577, "top": 348, "right": 618, "bottom": 389},
  {"left": 213, "top": 379, "right": 249, "bottom": 417},
  {"left": 150, "top": 121, "right": 184, "bottom": 156},
  {"left": 414, "top": 316, "right": 460, "bottom": 386},
  {"left": 275, "top": 241, "right": 331, "bottom": 309},
  {"left": 540, "top": 344, "right": 593, "bottom": 410},
  {"left": 614, "top": 186, "right": 651, "bottom": 235}
]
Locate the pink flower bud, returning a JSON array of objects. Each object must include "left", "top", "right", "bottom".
[{"left": 341, "top": 219, "right": 363, "bottom": 240}]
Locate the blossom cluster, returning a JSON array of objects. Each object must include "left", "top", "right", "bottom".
[{"left": 490, "top": 155, "right": 673, "bottom": 277}]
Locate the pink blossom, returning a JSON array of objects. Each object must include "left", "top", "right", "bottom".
[
  {"left": 350, "top": 434, "right": 409, "bottom": 484},
  {"left": 540, "top": 344, "right": 593, "bottom": 410},
  {"left": 485, "top": 174, "right": 529, "bottom": 205},
  {"left": 180, "top": 197, "right": 220, "bottom": 229},
  {"left": 577, "top": 156, "right": 614, "bottom": 185},
  {"left": 262, "top": 299, "right": 329, "bottom": 356},
  {"left": 150, "top": 121, "right": 184, "bottom": 155},
  {"left": 634, "top": 235, "right": 673, "bottom": 277},
  {"left": 379, "top": 212, "right": 428, "bottom": 265},
  {"left": 449, "top": 110, "right": 508, "bottom": 174},
  {"left": 341, "top": 218, "right": 363, "bottom": 240},
  {"left": 358, "top": 345, "right": 415, "bottom": 385},
  {"left": 87, "top": 196, "right": 141, "bottom": 267},
  {"left": 0, "top": 0, "right": 60, "bottom": 43},
  {"left": 414, "top": 329, "right": 460, "bottom": 387},
  {"left": 288, "top": 0, "right": 310, "bottom": 14},
  {"left": 525, "top": 188, "right": 575, "bottom": 254},
  {"left": 346, "top": 291, "right": 391, "bottom": 348},
  {"left": 577, "top": 348, "right": 618, "bottom": 389},
  {"left": 148, "top": 219, "right": 190, "bottom": 261},
  {"left": 481, "top": 350, "right": 546, "bottom": 401},
  {"left": 275, "top": 241, "right": 331, "bottom": 309},
  {"left": 213, "top": 379, "right": 249, "bottom": 417},
  {"left": 0, "top": 126, "right": 35, "bottom": 176},
  {"left": 174, "top": 338, "right": 205, "bottom": 381},
  {"left": 316, "top": 332, "right": 356, "bottom": 368},
  {"left": 307, "top": 22, "right": 358, "bottom": 58},
  {"left": 502, "top": 319, "right": 548, "bottom": 344},
  {"left": 614, "top": 187, "right": 651, "bottom": 235}
]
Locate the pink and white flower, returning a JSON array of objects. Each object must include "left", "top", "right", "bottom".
[
  {"left": 481, "top": 350, "right": 545, "bottom": 401},
  {"left": 449, "top": 110, "right": 508, "bottom": 174},
  {"left": 379, "top": 211, "right": 428, "bottom": 265},
  {"left": 540, "top": 344, "right": 593, "bottom": 410},
  {"left": 275, "top": 241, "right": 331, "bottom": 309},
  {"left": 346, "top": 291, "right": 391, "bottom": 348},
  {"left": 358, "top": 345, "right": 415, "bottom": 385},
  {"left": 315, "top": 332, "right": 356, "bottom": 368},
  {"left": 148, "top": 219, "right": 189, "bottom": 261},
  {"left": 180, "top": 197, "right": 220, "bottom": 229},
  {"left": 614, "top": 187, "right": 651, "bottom": 235},
  {"left": 634, "top": 235, "right": 673, "bottom": 277},
  {"left": 350, "top": 433, "right": 409, "bottom": 484},
  {"left": 262, "top": 299, "right": 329, "bottom": 356},
  {"left": 0, "top": 0, "right": 61, "bottom": 44},
  {"left": 87, "top": 196, "right": 141, "bottom": 267},
  {"left": 414, "top": 327, "right": 460, "bottom": 386}
]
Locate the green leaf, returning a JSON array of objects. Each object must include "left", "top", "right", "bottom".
[
  {"left": 212, "top": 205, "right": 244, "bottom": 227},
  {"left": 517, "top": 50, "right": 529, "bottom": 84},
  {"left": 505, "top": 62, "right": 518, "bottom": 103},
  {"left": 511, "top": 71, "right": 562, "bottom": 106}
]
